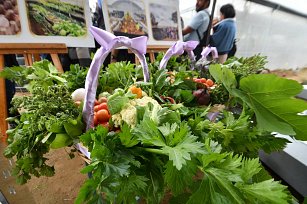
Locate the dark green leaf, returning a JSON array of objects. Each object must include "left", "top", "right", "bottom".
[
  {"left": 164, "top": 160, "right": 197, "bottom": 196},
  {"left": 116, "top": 175, "right": 149, "bottom": 204},
  {"left": 75, "top": 179, "right": 100, "bottom": 204},
  {"left": 237, "top": 74, "right": 307, "bottom": 140},
  {"left": 153, "top": 69, "right": 169, "bottom": 92}
]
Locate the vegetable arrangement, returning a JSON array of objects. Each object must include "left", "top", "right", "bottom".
[{"left": 1, "top": 54, "right": 307, "bottom": 203}]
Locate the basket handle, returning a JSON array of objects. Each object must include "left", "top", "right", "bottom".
[
  {"left": 201, "top": 46, "right": 218, "bottom": 59},
  {"left": 83, "top": 26, "right": 149, "bottom": 130},
  {"left": 159, "top": 41, "right": 199, "bottom": 69}
]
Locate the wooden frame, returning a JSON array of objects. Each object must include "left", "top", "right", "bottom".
[
  {"left": 0, "top": 43, "right": 67, "bottom": 142},
  {"left": 129, "top": 45, "right": 170, "bottom": 64}
]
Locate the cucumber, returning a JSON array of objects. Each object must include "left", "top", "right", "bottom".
[{"left": 50, "top": 133, "right": 72, "bottom": 149}]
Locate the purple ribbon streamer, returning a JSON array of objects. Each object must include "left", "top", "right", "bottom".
[
  {"left": 83, "top": 26, "right": 149, "bottom": 130},
  {"left": 159, "top": 41, "right": 199, "bottom": 69},
  {"left": 207, "top": 112, "right": 220, "bottom": 122},
  {"left": 201, "top": 46, "right": 218, "bottom": 59}
]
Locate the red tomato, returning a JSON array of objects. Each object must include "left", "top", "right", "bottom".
[
  {"left": 93, "top": 115, "right": 98, "bottom": 126},
  {"left": 200, "top": 78, "right": 207, "bottom": 83},
  {"left": 94, "top": 105, "right": 100, "bottom": 112},
  {"left": 94, "top": 99, "right": 99, "bottom": 105},
  {"left": 98, "top": 97, "right": 108, "bottom": 104},
  {"left": 99, "top": 102, "right": 108, "bottom": 111},
  {"left": 206, "top": 79, "right": 214, "bottom": 87},
  {"left": 96, "top": 109, "right": 110, "bottom": 122},
  {"left": 194, "top": 79, "right": 202, "bottom": 83}
]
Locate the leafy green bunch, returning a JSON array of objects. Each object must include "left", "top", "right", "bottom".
[
  {"left": 223, "top": 54, "right": 268, "bottom": 80},
  {"left": 75, "top": 60, "right": 307, "bottom": 203},
  {"left": 0, "top": 61, "right": 85, "bottom": 184},
  {"left": 4, "top": 85, "right": 82, "bottom": 184},
  {"left": 152, "top": 53, "right": 191, "bottom": 72},
  {"left": 0, "top": 60, "right": 66, "bottom": 91},
  {"left": 76, "top": 91, "right": 292, "bottom": 204}
]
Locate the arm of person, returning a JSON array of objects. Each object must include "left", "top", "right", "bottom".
[
  {"left": 182, "top": 26, "right": 194, "bottom": 35},
  {"left": 212, "top": 17, "right": 220, "bottom": 26},
  {"left": 182, "top": 12, "right": 205, "bottom": 36}
]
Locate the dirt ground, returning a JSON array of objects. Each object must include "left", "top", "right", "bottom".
[
  {"left": 0, "top": 68, "right": 306, "bottom": 204},
  {"left": 0, "top": 144, "right": 87, "bottom": 204},
  {"left": 270, "top": 67, "right": 307, "bottom": 84}
]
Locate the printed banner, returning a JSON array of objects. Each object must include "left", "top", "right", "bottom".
[
  {"left": 0, "top": 0, "right": 94, "bottom": 47},
  {"left": 102, "top": 0, "right": 182, "bottom": 46}
]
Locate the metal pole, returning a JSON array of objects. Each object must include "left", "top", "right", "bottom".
[{"left": 206, "top": 0, "right": 217, "bottom": 46}]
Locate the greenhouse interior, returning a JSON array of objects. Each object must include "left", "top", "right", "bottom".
[{"left": 0, "top": 0, "right": 306, "bottom": 203}]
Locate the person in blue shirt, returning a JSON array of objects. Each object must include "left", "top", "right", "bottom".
[
  {"left": 211, "top": 4, "right": 236, "bottom": 63},
  {"left": 182, "top": 0, "right": 210, "bottom": 60}
]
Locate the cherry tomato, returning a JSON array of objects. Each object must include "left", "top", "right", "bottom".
[
  {"left": 94, "top": 105, "right": 100, "bottom": 112},
  {"left": 98, "top": 97, "right": 108, "bottom": 104},
  {"left": 93, "top": 115, "right": 98, "bottom": 126},
  {"left": 129, "top": 85, "right": 142, "bottom": 98},
  {"left": 96, "top": 109, "right": 110, "bottom": 122},
  {"left": 94, "top": 99, "right": 99, "bottom": 105},
  {"left": 200, "top": 78, "right": 207, "bottom": 83},
  {"left": 206, "top": 79, "right": 214, "bottom": 87},
  {"left": 194, "top": 79, "right": 202, "bottom": 83},
  {"left": 99, "top": 102, "right": 108, "bottom": 111}
]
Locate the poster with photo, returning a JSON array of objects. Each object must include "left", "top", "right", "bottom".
[
  {"left": 149, "top": 2, "right": 179, "bottom": 41},
  {"left": 103, "top": 0, "right": 182, "bottom": 46},
  {"left": 0, "top": 0, "right": 94, "bottom": 47},
  {"left": 0, "top": 0, "right": 21, "bottom": 35},
  {"left": 106, "top": 0, "right": 148, "bottom": 37}
]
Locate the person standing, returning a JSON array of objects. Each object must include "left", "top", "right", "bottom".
[
  {"left": 182, "top": 0, "right": 211, "bottom": 60},
  {"left": 211, "top": 4, "right": 236, "bottom": 63}
]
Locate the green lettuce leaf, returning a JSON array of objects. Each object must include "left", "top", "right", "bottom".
[{"left": 107, "top": 91, "right": 129, "bottom": 115}]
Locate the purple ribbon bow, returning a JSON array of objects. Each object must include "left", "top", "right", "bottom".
[
  {"left": 201, "top": 46, "right": 218, "bottom": 59},
  {"left": 159, "top": 41, "right": 199, "bottom": 69},
  {"left": 82, "top": 26, "right": 149, "bottom": 130}
]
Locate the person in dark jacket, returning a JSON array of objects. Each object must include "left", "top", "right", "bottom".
[
  {"left": 211, "top": 4, "right": 236, "bottom": 63},
  {"left": 4, "top": 55, "right": 17, "bottom": 117}
]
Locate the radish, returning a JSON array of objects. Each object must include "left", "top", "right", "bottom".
[
  {"left": 71, "top": 88, "right": 86, "bottom": 102},
  {"left": 193, "top": 89, "right": 210, "bottom": 105}
]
